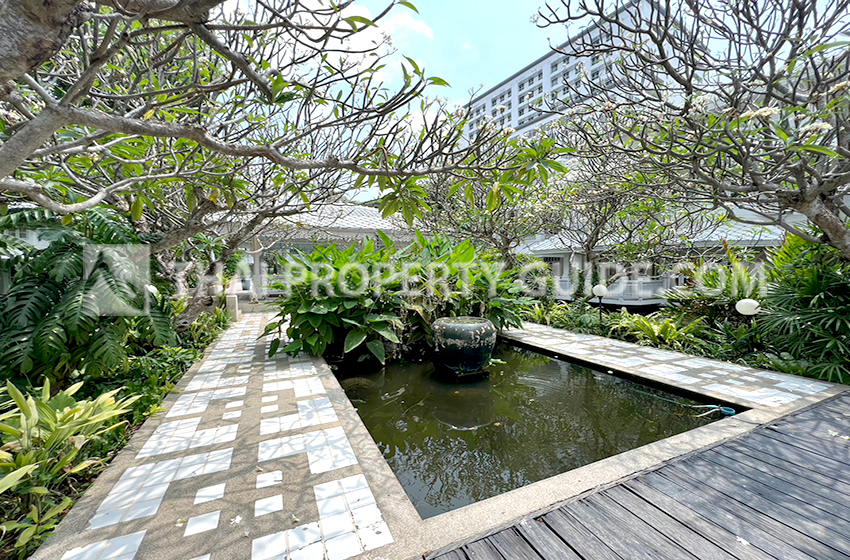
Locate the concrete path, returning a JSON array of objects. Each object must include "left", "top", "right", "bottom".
[{"left": 34, "top": 313, "right": 395, "bottom": 560}]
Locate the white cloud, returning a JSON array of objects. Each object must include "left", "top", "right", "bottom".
[{"left": 380, "top": 11, "right": 434, "bottom": 41}]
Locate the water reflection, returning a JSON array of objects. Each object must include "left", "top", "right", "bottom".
[{"left": 339, "top": 343, "right": 715, "bottom": 519}]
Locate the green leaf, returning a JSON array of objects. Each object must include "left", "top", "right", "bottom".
[
  {"left": 373, "top": 326, "right": 400, "bottom": 343},
  {"left": 0, "top": 465, "right": 38, "bottom": 494},
  {"left": 366, "top": 340, "right": 385, "bottom": 364},
  {"left": 130, "top": 197, "right": 143, "bottom": 221},
  {"left": 398, "top": 1, "right": 419, "bottom": 13},
  {"left": 790, "top": 144, "right": 840, "bottom": 157},
  {"left": 343, "top": 330, "right": 367, "bottom": 353},
  {"left": 268, "top": 338, "right": 280, "bottom": 357},
  {"left": 344, "top": 15, "right": 376, "bottom": 29}
]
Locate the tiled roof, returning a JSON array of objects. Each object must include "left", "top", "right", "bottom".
[
  {"left": 268, "top": 204, "right": 412, "bottom": 242},
  {"left": 524, "top": 220, "right": 787, "bottom": 254}
]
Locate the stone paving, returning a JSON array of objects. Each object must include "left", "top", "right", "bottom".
[
  {"left": 34, "top": 313, "right": 394, "bottom": 560},
  {"left": 503, "top": 322, "right": 845, "bottom": 412}
]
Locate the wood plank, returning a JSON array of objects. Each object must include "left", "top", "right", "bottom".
[
  {"left": 677, "top": 454, "right": 850, "bottom": 557},
  {"left": 624, "top": 480, "right": 776, "bottom": 560},
  {"left": 642, "top": 471, "right": 819, "bottom": 560},
  {"left": 588, "top": 492, "right": 698, "bottom": 559},
  {"left": 542, "top": 509, "right": 623, "bottom": 560},
  {"left": 560, "top": 499, "right": 668, "bottom": 560},
  {"left": 661, "top": 466, "right": 850, "bottom": 560},
  {"left": 672, "top": 459, "right": 850, "bottom": 545},
  {"left": 762, "top": 427, "right": 850, "bottom": 466},
  {"left": 733, "top": 433, "right": 850, "bottom": 486},
  {"left": 723, "top": 440, "right": 850, "bottom": 497},
  {"left": 515, "top": 519, "right": 583, "bottom": 560},
  {"left": 430, "top": 551, "right": 468, "bottom": 560},
  {"left": 487, "top": 528, "right": 544, "bottom": 560},
  {"left": 462, "top": 539, "right": 505, "bottom": 560},
  {"left": 606, "top": 485, "right": 738, "bottom": 560},
  {"left": 711, "top": 446, "right": 850, "bottom": 513},
  {"left": 805, "top": 398, "right": 850, "bottom": 419},
  {"left": 768, "top": 417, "right": 850, "bottom": 442}
]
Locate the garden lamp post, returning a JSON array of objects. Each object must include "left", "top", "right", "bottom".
[
  {"left": 735, "top": 298, "right": 760, "bottom": 321},
  {"left": 592, "top": 284, "right": 608, "bottom": 324},
  {"left": 736, "top": 298, "right": 760, "bottom": 351}
]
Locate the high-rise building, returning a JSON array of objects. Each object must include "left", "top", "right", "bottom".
[{"left": 463, "top": 16, "right": 618, "bottom": 137}]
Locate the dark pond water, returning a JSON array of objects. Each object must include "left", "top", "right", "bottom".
[{"left": 339, "top": 343, "right": 719, "bottom": 519}]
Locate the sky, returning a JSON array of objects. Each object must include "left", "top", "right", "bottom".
[{"left": 358, "top": 0, "right": 570, "bottom": 105}]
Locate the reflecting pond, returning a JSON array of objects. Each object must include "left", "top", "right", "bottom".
[{"left": 339, "top": 343, "right": 719, "bottom": 519}]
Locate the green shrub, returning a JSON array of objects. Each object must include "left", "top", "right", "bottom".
[
  {"left": 265, "top": 233, "right": 532, "bottom": 363},
  {"left": 0, "top": 380, "right": 137, "bottom": 557},
  {"left": 760, "top": 237, "right": 850, "bottom": 383},
  {"left": 609, "top": 311, "right": 710, "bottom": 351},
  {"left": 0, "top": 209, "right": 176, "bottom": 388},
  {"left": 179, "top": 307, "right": 231, "bottom": 349}
]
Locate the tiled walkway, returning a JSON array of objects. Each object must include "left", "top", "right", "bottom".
[
  {"left": 34, "top": 314, "right": 394, "bottom": 560},
  {"left": 503, "top": 323, "right": 844, "bottom": 413}
]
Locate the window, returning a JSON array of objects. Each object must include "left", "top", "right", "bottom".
[
  {"left": 551, "top": 61, "right": 559, "bottom": 72},
  {"left": 538, "top": 85, "right": 543, "bottom": 94},
  {"left": 591, "top": 70, "right": 599, "bottom": 81},
  {"left": 518, "top": 108, "right": 525, "bottom": 116},
  {"left": 492, "top": 109, "right": 497, "bottom": 117},
  {"left": 518, "top": 82, "right": 525, "bottom": 92},
  {"left": 592, "top": 55, "right": 600, "bottom": 65}
]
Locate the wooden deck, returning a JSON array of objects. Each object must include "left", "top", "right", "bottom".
[{"left": 425, "top": 393, "right": 850, "bottom": 560}]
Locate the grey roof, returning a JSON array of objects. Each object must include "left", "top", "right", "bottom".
[
  {"left": 266, "top": 204, "right": 413, "bottom": 243},
  {"left": 525, "top": 220, "right": 787, "bottom": 254}
]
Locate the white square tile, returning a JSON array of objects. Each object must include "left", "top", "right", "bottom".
[
  {"left": 194, "top": 483, "right": 226, "bottom": 504},
  {"left": 359, "top": 520, "right": 393, "bottom": 551},
  {"left": 261, "top": 405, "right": 279, "bottom": 414},
  {"left": 320, "top": 512, "right": 355, "bottom": 539},
  {"left": 183, "top": 511, "right": 220, "bottom": 536},
  {"left": 256, "top": 471, "right": 283, "bottom": 489},
  {"left": 345, "top": 488, "right": 376, "bottom": 510},
  {"left": 251, "top": 531, "right": 287, "bottom": 560},
  {"left": 351, "top": 504, "right": 382, "bottom": 528},
  {"left": 317, "top": 496, "right": 348, "bottom": 518},
  {"left": 254, "top": 494, "right": 284, "bottom": 517},
  {"left": 262, "top": 396, "right": 278, "bottom": 403},
  {"left": 288, "top": 522, "right": 321, "bottom": 551},
  {"left": 289, "top": 541, "right": 324, "bottom": 560},
  {"left": 188, "top": 555, "right": 212, "bottom": 560},
  {"left": 123, "top": 498, "right": 162, "bottom": 521},
  {"left": 61, "top": 540, "right": 107, "bottom": 559},
  {"left": 225, "top": 400, "right": 244, "bottom": 409},
  {"left": 324, "top": 531, "right": 363, "bottom": 560},
  {"left": 223, "top": 411, "right": 242, "bottom": 420},
  {"left": 87, "top": 509, "right": 125, "bottom": 530},
  {"left": 100, "top": 531, "right": 146, "bottom": 558},
  {"left": 313, "top": 481, "right": 344, "bottom": 501}
]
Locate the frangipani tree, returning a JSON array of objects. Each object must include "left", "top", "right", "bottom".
[
  {"left": 537, "top": 0, "right": 850, "bottom": 259},
  {"left": 0, "top": 0, "right": 516, "bottom": 321}
]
